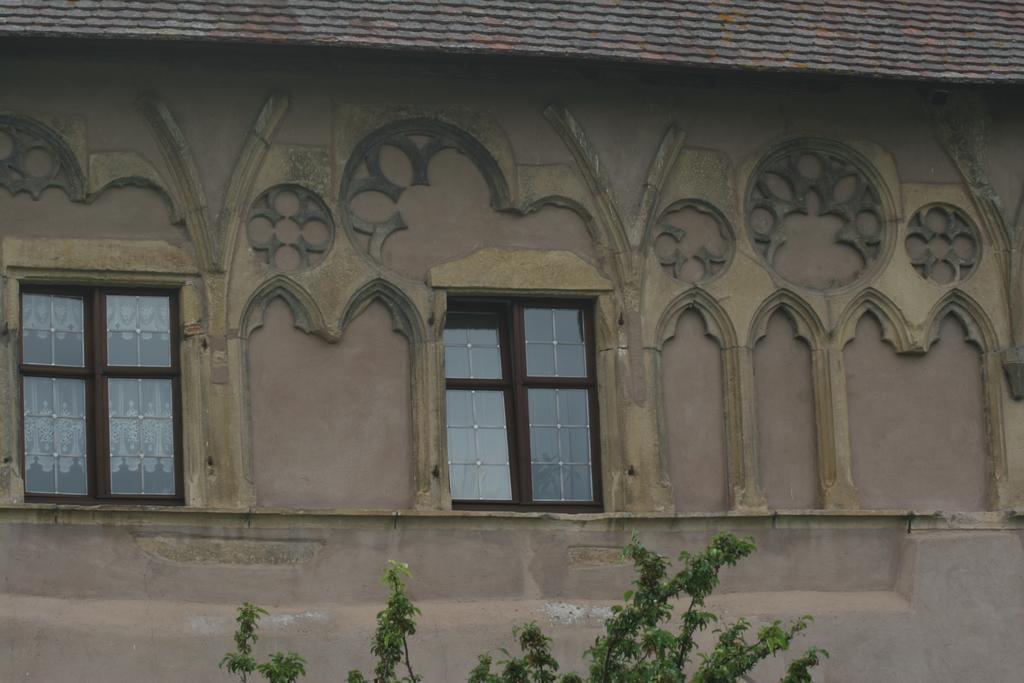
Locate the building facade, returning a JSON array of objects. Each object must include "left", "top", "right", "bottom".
[{"left": 2, "top": 3, "right": 1024, "bottom": 680}]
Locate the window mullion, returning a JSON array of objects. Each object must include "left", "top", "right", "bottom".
[
  {"left": 509, "top": 301, "right": 532, "bottom": 504},
  {"left": 92, "top": 289, "right": 106, "bottom": 499}
]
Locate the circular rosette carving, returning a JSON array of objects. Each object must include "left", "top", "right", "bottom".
[
  {"left": 0, "top": 114, "right": 84, "bottom": 200},
  {"left": 746, "top": 145, "right": 885, "bottom": 291},
  {"left": 246, "top": 185, "right": 335, "bottom": 271},
  {"left": 652, "top": 200, "right": 734, "bottom": 283},
  {"left": 905, "top": 204, "right": 980, "bottom": 284}
]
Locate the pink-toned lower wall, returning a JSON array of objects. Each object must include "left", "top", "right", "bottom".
[
  {"left": 247, "top": 299, "right": 414, "bottom": 509},
  {"left": 2, "top": 514, "right": 1022, "bottom": 682},
  {"left": 754, "top": 311, "right": 819, "bottom": 509},
  {"left": 660, "top": 310, "right": 729, "bottom": 512},
  {"left": 845, "top": 314, "right": 987, "bottom": 510}
]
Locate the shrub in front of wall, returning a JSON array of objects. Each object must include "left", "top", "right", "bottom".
[{"left": 222, "top": 533, "right": 827, "bottom": 682}]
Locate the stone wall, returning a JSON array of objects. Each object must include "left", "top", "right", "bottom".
[{"left": 1, "top": 43, "right": 1023, "bottom": 681}]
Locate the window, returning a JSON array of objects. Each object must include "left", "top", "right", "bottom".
[
  {"left": 444, "top": 299, "right": 601, "bottom": 510},
  {"left": 20, "top": 286, "right": 181, "bottom": 503}
]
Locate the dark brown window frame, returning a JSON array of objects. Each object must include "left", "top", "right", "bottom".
[
  {"left": 19, "top": 285, "right": 183, "bottom": 505},
  {"left": 446, "top": 298, "right": 603, "bottom": 512}
]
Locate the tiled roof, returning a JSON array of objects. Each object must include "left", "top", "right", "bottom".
[{"left": 1, "top": 1, "right": 1023, "bottom": 84}]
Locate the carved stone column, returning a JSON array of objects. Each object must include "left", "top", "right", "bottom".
[
  {"left": 730, "top": 346, "right": 766, "bottom": 510},
  {"left": 816, "top": 343, "right": 859, "bottom": 509}
]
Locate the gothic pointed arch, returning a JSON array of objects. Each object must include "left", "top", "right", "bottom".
[
  {"left": 339, "top": 278, "right": 424, "bottom": 344},
  {"left": 340, "top": 118, "right": 513, "bottom": 264},
  {"left": 0, "top": 112, "right": 85, "bottom": 200},
  {"left": 923, "top": 289, "right": 999, "bottom": 352},
  {"left": 656, "top": 289, "right": 737, "bottom": 350},
  {"left": 239, "top": 274, "right": 327, "bottom": 339},
  {"left": 836, "top": 288, "right": 915, "bottom": 352},
  {"left": 748, "top": 289, "right": 826, "bottom": 348}
]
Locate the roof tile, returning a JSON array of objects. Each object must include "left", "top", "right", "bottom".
[{"left": 1, "top": 1, "right": 1022, "bottom": 83}]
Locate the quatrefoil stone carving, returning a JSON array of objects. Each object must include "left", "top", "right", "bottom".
[
  {"left": 905, "top": 204, "right": 980, "bottom": 284},
  {"left": 246, "top": 185, "right": 335, "bottom": 271}
]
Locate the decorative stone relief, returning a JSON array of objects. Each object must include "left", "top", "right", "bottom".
[
  {"left": 341, "top": 120, "right": 509, "bottom": 263},
  {"left": 653, "top": 200, "right": 733, "bottom": 283},
  {"left": 246, "top": 185, "right": 334, "bottom": 271},
  {"left": 0, "top": 114, "right": 84, "bottom": 200},
  {"left": 746, "top": 145, "right": 884, "bottom": 291},
  {"left": 905, "top": 204, "right": 980, "bottom": 284}
]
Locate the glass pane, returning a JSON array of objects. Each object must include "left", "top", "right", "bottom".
[
  {"left": 532, "top": 463, "right": 561, "bottom": 501},
  {"left": 473, "top": 391, "right": 506, "bottom": 428},
  {"left": 442, "top": 325, "right": 468, "bottom": 345},
  {"left": 108, "top": 378, "right": 175, "bottom": 495},
  {"left": 528, "top": 388, "right": 556, "bottom": 424},
  {"left": 553, "top": 309, "right": 584, "bottom": 343},
  {"left": 111, "top": 457, "right": 142, "bottom": 494},
  {"left": 53, "top": 330, "right": 85, "bottom": 367},
  {"left": 107, "top": 295, "right": 172, "bottom": 367},
  {"left": 479, "top": 465, "right": 512, "bottom": 500},
  {"left": 446, "top": 390, "right": 473, "bottom": 427},
  {"left": 469, "top": 347, "right": 501, "bottom": 379},
  {"left": 444, "top": 347, "right": 470, "bottom": 379},
  {"left": 524, "top": 307, "right": 587, "bottom": 377},
  {"left": 467, "top": 324, "right": 498, "bottom": 346},
  {"left": 524, "top": 308, "right": 554, "bottom": 342},
  {"left": 26, "top": 456, "right": 55, "bottom": 494},
  {"left": 560, "top": 427, "right": 591, "bottom": 464},
  {"left": 447, "top": 427, "right": 475, "bottom": 463},
  {"left": 445, "top": 389, "right": 511, "bottom": 501},
  {"left": 443, "top": 312, "right": 501, "bottom": 379},
  {"left": 562, "top": 465, "right": 593, "bottom": 501},
  {"left": 558, "top": 389, "right": 590, "bottom": 426},
  {"left": 57, "top": 456, "right": 88, "bottom": 494},
  {"left": 22, "top": 294, "right": 84, "bottom": 367},
  {"left": 526, "top": 343, "right": 555, "bottom": 376},
  {"left": 144, "top": 458, "right": 175, "bottom": 495},
  {"left": 530, "top": 427, "right": 559, "bottom": 463},
  {"left": 476, "top": 428, "right": 509, "bottom": 464},
  {"left": 556, "top": 344, "right": 586, "bottom": 377},
  {"left": 449, "top": 464, "right": 478, "bottom": 499},
  {"left": 23, "top": 377, "right": 87, "bottom": 494},
  {"left": 22, "top": 329, "right": 52, "bottom": 366},
  {"left": 527, "top": 388, "right": 593, "bottom": 503}
]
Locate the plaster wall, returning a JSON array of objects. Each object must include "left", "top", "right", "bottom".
[
  {"left": 351, "top": 147, "right": 598, "bottom": 280},
  {"left": 0, "top": 185, "right": 186, "bottom": 244},
  {"left": 754, "top": 312, "right": 819, "bottom": 510},
  {"left": 1, "top": 44, "right": 1023, "bottom": 682},
  {"left": 248, "top": 300, "right": 414, "bottom": 510},
  {"left": 845, "top": 314, "right": 988, "bottom": 510},
  {"left": 0, "top": 510, "right": 1022, "bottom": 682},
  {"left": 660, "top": 310, "right": 729, "bottom": 512}
]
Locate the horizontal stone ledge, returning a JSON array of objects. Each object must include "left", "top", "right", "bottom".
[
  {"left": 0, "top": 590, "right": 911, "bottom": 639},
  {"left": 1, "top": 504, "right": 1021, "bottom": 531}
]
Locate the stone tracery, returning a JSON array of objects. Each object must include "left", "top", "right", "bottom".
[
  {"left": 746, "top": 144, "right": 884, "bottom": 291},
  {"left": 652, "top": 200, "right": 733, "bottom": 283},
  {"left": 246, "top": 184, "right": 335, "bottom": 271},
  {"left": 905, "top": 204, "right": 980, "bottom": 284},
  {"left": 340, "top": 120, "right": 510, "bottom": 264},
  {"left": 0, "top": 114, "right": 85, "bottom": 200}
]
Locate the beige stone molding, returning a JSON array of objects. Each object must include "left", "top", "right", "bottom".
[{"left": 428, "top": 248, "right": 613, "bottom": 293}]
